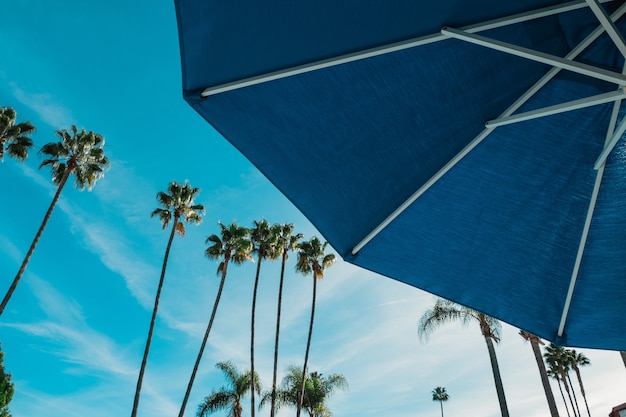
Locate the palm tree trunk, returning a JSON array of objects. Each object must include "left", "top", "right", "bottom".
[
  {"left": 529, "top": 338, "right": 559, "bottom": 417},
  {"left": 250, "top": 253, "right": 263, "bottom": 417},
  {"left": 566, "top": 374, "right": 581, "bottom": 417},
  {"left": 297, "top": 275, "right": 317, "bottom": 417},
  {"left": 0, "top": 165, "right": 73, "bottom": 316},
  {"left": 561, "top": 370, "right": 577, "bottom": 417},
  {"left": 440, "top": 400, "right": 444, "bottom": 417},
  {"left": 178, "top": 259, "right": 230, "bottom": 417},
  {"left": 483, "top": 335, "right": 510, "bottom": 417},
  {"left": 573, "top": 369, "right": 590, "bottom": 417},
  {"left": 556, "top": 378, "right": 572, "bottom": 417},
  {"left": 270, "top": 250, "right": 288, "bottom": 417},
  {"left": 621, "top": 351, "right": 626, "bottom": 369},
  {"left": 131, "top": 217, "right": 178, "bottom": 417}
]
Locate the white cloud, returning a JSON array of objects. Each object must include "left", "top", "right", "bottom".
[{"left": 10, "top": 82, "right": 75, "bottom": 128}]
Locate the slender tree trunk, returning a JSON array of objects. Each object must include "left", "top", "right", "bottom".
[
  {"left": 561, "top": 370, "right": 577, "bottom": 417},
  {"left": 529, "top": 337, "right": 559, "bottom": 417},
  {"left": 0, "top": 165, "right": 73, "bottom": 316},
  {"left": 178, "top": 259, "right": 230, "bottom": 417},
  {"left": 556, "top": 378, "right": 572, "bottom": 417},
  {"left": 440, "top": 400, "right": 444, "bottom": 417},
  {"left": 567, "top": 374, "right": 581, "bottom": 417},
  {"left": 297, "top": 275, "right": 317, "bottom": 417},
  {"left": 270, "top": 251, "right": 288, "bottom": 417},
  {"left": 131, "top": 217, "right": 178, "bottom": 417},
  {"left": 483, "top": 335, "right": 510, "bottom": 417},
  {"left": 250, "top": 252, "right": 263, "bottom": 417},
  {"left": 573, "top": 369, "right": 590, "bottom": 417}
]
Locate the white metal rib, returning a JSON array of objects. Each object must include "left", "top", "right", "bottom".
[
  {"left": 486, "top": 90, "right": 626, "bottom": 127},
  {"left": 201, "top": 0, "right": 614, "bottom": 97},
  {"left": 441, "top": 27, "right": 626, "bottom": 85},
  {"left": 557, "top": 71, "right": 624, "bottom": 338},
  {"left": 585, "top": 0, "right": 626, "bottom": 58},
  {"left": 351, "top": 2, "right": 626, "bottom": 256}
]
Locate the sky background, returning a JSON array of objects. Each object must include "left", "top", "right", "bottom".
[{"left": 1, "top": 1, "right": 625, "bottom": 417}]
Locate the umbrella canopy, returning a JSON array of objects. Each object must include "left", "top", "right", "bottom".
[{"left": 174, "top": 0, "right": 626, "bottom": 351}]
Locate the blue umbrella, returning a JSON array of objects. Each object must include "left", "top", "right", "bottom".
[{"left": 174, "top": 0, "right": 626, "bottom": 350}]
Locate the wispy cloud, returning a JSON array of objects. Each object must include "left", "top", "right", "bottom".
[{"left": 9, "top": 82, "right": 75, "bottom": 128}]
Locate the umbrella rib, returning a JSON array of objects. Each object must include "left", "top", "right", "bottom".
[
  {"left": 486, "top": 90, "right": 626, "bottom": 127},
  {"left": 351, "top": 3, "right": 626, "bottom": 256},
  {"left": 557, "top": 74, "right": 624, "bottom": 338},
  {"left": 441, "top": 27, "right": 626, "bottom": 85},
  {"left": 200, "top": 0, "right": 614, "bottom": 97},
  {"left": 585, "top": 0, "right": 626, "bottom": 59}
]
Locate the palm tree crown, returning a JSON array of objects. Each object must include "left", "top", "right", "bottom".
[
  {"left": 40, "top": 125, "right": 109, "bottom": 190},
  {"left": 261, "top": 366, "right": 347, "bottom": 417},
  {"left": 151, "top": 180, "right": 205, "bottom": 233},
  {"left": 0, "top": 106, "right": 35, "bottom": 162},
  {"left": 197, "top": 361, "right": 260, "bottom": 417}
]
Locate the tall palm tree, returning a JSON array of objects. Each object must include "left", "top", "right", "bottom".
[
  {"left": 544, "top": 344, "right": 578, "bottom": 417},
  {"left": 432, "top": 387, "right": 449, "bottom": 417},
  {"left": 260, "top": 365, "right": 347, "bottom": 417},
  {"left": 418, "top": 299, "right": 510, "bottom": 417},
  {"left": 519, "top": 331, "right": 559, "bottom": 417},
  {"left": 0, "top": 106, "right": 35, "bottom": 162},
  {"left": 131, "top": 180, "right": 204, "bottom": 417},
  {"left": 197, "top": 361, "right": 260, "bottom": 417},
  {"left": 547, "top": 366, "right": 571, "bottom": 417},
  {"left": 294, "top": 237, "right": 335, "bottom": 417},
  {"left": 249, "top": 219, "right": 277, "bottom": 417},
  {"left": 178, "top": 222, "right": 252, "bottom": 417},
  {"left": 0, "top": 126, "right": 108, "bottom": 316},
  {"left": 269, "top": 223, "right": 302, "bottom": 417},
  {"left": 567, "top": 350, "right": 591, "bottom": 417}
]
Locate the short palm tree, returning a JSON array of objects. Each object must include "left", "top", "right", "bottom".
[
  {"left": 269, "top": 223, "right": 302, "bottom": 417},
  {"left": 566, "top": 349, "right": 590, "bottom": 417},
  {"left": 0, "top": 106, "right": 35, "bottom": 162},
  {"left": 432, "top": 387, "right": 449, "bottom": 417},
  {"left": 418, "top": 299, "right": 509, "bottom": 417},
  {"left": 249, "top": 219, "right": 278, "bottom": 417},
  {"left": 0, "top": 126, "right": 109, "bottom": 316},
  {"left": 544, "top": 344, "right": 578, "bottom": 417},
  {"left": 131, "top": 180, "right": 204, "bottom": 417},
  {"left": 261, "top": 365, "right": 347, "bottom": 417},
  {"left": 178, "top": 222, "right": 252, "bottom": 417},
  {"left": 519, "top": 331, "right": 559, "bottom": 417},
  {"left": 547, "top": 365, "right": 571, "bottom": 417},
  {"left": 197, "top": 361, "right": 260, "bottom": 417},
  {"left": 295, "top": 237, "right": 336, "bottom": 417}
]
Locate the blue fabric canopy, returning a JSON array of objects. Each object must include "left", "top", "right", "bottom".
[{"left": 175, "top": 0, "right": 626, "bottom": 350}]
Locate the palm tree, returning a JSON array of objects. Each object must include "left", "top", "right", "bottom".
[
  {"left": 249, "top": 219, "right": 277, "bottom": 417},
  {"left": 418, "top": 299, "right": 510, "bottom": 417},
  {"left": 0, "top": 343, "right": 14, "bottom": 417},
  {"left": 294, "top": 237, "right": 335, "bottom": 417},
  {"left": 547, "top": 366, "right": 571, "bottom": 417},
  {"left": 131, "top": 180, "right": 204, "bottom": 417},
  {"left": 567, "top": 350, "right": 591, "bottom": 417},
  {"left": 177, "top": 222, "right": 252, "bottom": 417},
  {"left": 519, "top": 331, "right": 559, "bottom": 417},
  {"left": 269, "top": 223, "right": 302, "bottom": 417},
  {"left": 544, "top": 344, "right": 578, "bottom": 417},
  {"left": 197, "top": 361, "right": 260, "bottom": 417},
  {"left": 0, "top": 106, "right": 35, "bottom": 162},
  {"left": 432, "top": 386, "right": 449, "bottom": 417},
  {"left": 260, "top": 365, "right": 347, "bottom": 417},
  {"left": 0, "top": 126, "right": 109, "bottom": 316}
]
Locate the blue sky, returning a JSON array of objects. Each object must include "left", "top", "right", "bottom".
[{"left": 1, "top": 1, "right": 625, "bottom": 417}]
